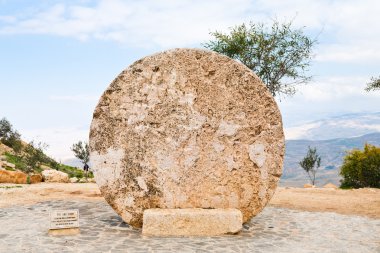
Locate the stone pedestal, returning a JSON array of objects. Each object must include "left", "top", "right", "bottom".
[
  {"left": 48, "top": 228, "right": 80, "bottom": 236},
  {"left": 142, "top": 208, "right": 242, "bottom": 236}
]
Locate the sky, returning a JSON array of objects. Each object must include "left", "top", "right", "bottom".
[{"left": 0, "top": 0, "right": 379, "bottom": 163}]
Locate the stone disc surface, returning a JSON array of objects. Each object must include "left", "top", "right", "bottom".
[{"left": 90, "top": 48, "right": 284, "bottom": 228}]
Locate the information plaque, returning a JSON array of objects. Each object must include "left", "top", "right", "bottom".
[{"left": 50, "top": 209, "right": 79, "bottom": 230}]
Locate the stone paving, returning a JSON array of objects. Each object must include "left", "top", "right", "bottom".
[{"left": 0, "top": 200, "right": 379, "bottom": 253}]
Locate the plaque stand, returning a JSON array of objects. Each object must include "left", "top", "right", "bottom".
[{"left": 48, "top": 228, "right": 80, "bottom": 236}]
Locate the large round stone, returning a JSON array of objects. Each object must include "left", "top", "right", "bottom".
[{"left": 90, "top": 48, "right": 284, "bottom": 228}]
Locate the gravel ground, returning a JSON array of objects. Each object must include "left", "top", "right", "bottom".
[{"left": 0, "top": 200, "right": 379, "bottom": 253}]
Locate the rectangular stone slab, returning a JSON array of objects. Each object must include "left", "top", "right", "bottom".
[
  {"left": 142, "top": 208, "right": 242, "bottom": 236},
  {"left": 48, "top": 228, "right": 80, "bottom": 236}
]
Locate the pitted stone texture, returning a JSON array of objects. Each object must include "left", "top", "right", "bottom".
[
  {"left": 142, "top": 208, "right": 242, "bottom": 236},
  {"left": 90, "top": 48, "right": 284, "bottom": 228}
]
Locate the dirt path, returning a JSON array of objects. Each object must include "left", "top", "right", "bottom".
[
  {"left": 1, "top": 183, "right": 379, "bottom": 219},
  {"left": 269, "top": 187, "right": 380, "bottom": 219},
  {"left": 0, "top": 183, "right": 102, "bottom": 208}
]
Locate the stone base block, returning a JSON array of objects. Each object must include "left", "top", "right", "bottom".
[
  {"left": 48, "top": 228, "right": 80, "bottom": 236},
  {"left": 142, "top": 208, "right": 242, "bottom": 236}
]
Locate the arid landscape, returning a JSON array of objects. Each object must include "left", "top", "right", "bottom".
[
  {"left": 1, "top": 1, "right": 380, "bottom": 252},
  {"left": 1, "top": 183, "right": 379, "bottom": 219}
]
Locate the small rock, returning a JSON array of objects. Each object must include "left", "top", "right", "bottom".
[
  {"left": 30, "top": 174, "right": 42, "bottom": 184},
  {"left": 42, "top": 170, "right": 70, "bottom": 183},
  {"left": 70, "top": 177, "right": 79, "bottom": 183},
  {"left": 3, "top": 161, "right": 16, "bottom": 169},
  {"left": 303, "top": 184, "right": 316, "bottom": 188},
  {"left": 79, "top": 178, "right": 88, "bottom": 183}
]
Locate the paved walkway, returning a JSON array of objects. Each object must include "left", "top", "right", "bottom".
[{"left": 0, "top": 200, "right": 379, "bottom": 253}]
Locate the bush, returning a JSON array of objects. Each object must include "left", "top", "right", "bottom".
[{"left": 340, "top": 144, "right": 380, "bottom": 188}]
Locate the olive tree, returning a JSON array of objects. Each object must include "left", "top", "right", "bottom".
[
  {"left": 365, "top": 76, "right": 380, "bottom": 92},
  {"left": 71, "top": 141, "right": 90, "bottom": 165},
  {"left": 204, "top": 20, "right": 316, "bottom": 97},
  {"left": 299, "top": 146, "right": 321, "bottom": 186},
  {"left": 0, "top": 117, "right": 22, "bottom": 153}
]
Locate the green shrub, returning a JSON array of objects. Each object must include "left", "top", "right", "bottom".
[
  {"left": 55, "top": 164, "right": 94, "bottom": 179},
  {"left": 340, "top": 144, "right": 380, "bottom": 188},
  {"left": 4, "top": 153, "right": 28, "bottom": 172}
]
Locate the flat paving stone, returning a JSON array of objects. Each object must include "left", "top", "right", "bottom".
[{"left": 0, "top": 200, "right": 379, "bottom": 253}]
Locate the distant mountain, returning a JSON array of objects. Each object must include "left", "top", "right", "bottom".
[
  {"left": 280, "top": 132, "right": 380, "bottom": 187},
  {"left": 62, "top": 158, "right": 83, "bottom": 169},
  {"left": 285, "top": 112, "right": 380, "bottom": 140}
]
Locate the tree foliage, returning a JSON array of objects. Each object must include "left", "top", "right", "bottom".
[
  {"left": 0, "top": 117, "right": 22, "bottom": 153},
  {"left": 365, "top": 76, "right": 380, "bottom": 92},
  {"left": 23, "top": 141, "right": 48, "bottom": 173},
  {"left": 71, "top": 141, "right": 90, "bottom": 165},
  {"left": 340, "top": 144, "right": 380, "bottom": 188},
  {"left": 299, "top": 146, "right": 321, "bottom": 185},
  {"left": 204, "top": 20, "right": 315, "bottom": 97}
]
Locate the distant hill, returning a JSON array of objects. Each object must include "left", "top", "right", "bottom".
[
  {"left": 281, "top": 132, "right": 380, "bottom": 187},
  {"left": 0, "top": 117, "right": 91, "bottom": 179}
]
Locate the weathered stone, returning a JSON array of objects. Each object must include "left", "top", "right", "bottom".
[
  {"left": 0, "top": 170, "right": 27, "bottom": 184},
  {"left": 79, "top": 178, "right": 88, "bottom": 183},
  {"left": 42, "top": 170, "right": 69, "bottom": 183},
  {"left": 90, "top": 48, "right": 285, "bottom": 228},
  {"left": 142, "top": 208, "right": 242, "bottom": 236},
  {"left": 2, "top": 161, "right": 16, "bottom": 169},
  {"left": 70, "top": 177, "right": 79, "bottom": 183},
  {"left": 30, "top": 174, "right": 42, "bottom": 184}
]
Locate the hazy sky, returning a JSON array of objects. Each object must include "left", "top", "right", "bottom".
[{"left": 1, "top": 0, "right": 379, "bottom": 162}]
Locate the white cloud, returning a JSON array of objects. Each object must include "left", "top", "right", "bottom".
[
  {"left": 20, "top": 126, "right": 89, "bottom": 162},
  {"left": 337, "top": 120, "right": 380, "bottom": 132},
  {"left": 283, "top": 75, "right": 380, "bottom": 103},
  {"left": 2, "top": 0, "right": 380, "bottom": 63},
  {"left": 285, "top": 122, "right": 322, "bottom": 140},
  {"left": 278, "top": 74, "right": 380, "bottom": 130},
  {"left": 316, "top": 44, "right": 380, "bottom": 63},
  {"left": 253, "top": 0, "right": 380, "bottom": 63},
  {"left": 282, "top": 76, "right": 366, "bottom": 103},
  {"left": 284, "top": 114, "right": 380, "bottom": 140},
  {"left": 0, "top": 0, "right": 257, "bottom": 48}
]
